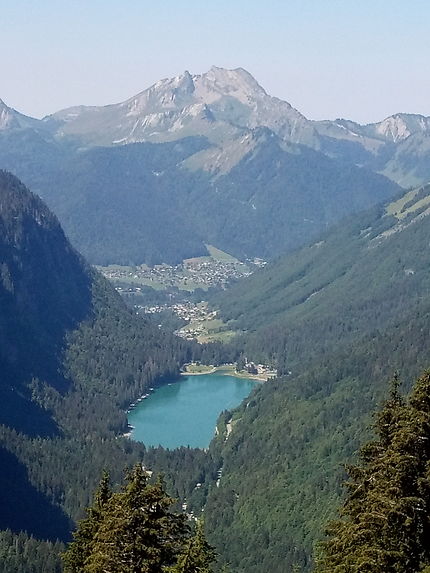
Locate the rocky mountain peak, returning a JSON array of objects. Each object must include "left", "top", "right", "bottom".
[
  {"left": 124, "top": 70, "right": 197, "bottom": 117},
  {"left": 374, "top": 113, "right": 430, "bottom": 142},
  {"left": 125, "top": 66, "right": 267, "bottom": 116},
  {"left": 194, "top": 66, "right": 267, "bottom": 103},
  {"left": 375, "top": 114, "right": 414, "bottom": 142}
]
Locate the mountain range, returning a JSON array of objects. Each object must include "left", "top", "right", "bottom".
[
  {"left": 2, "top": 171, "right": 430, "bottom": 571},
  {"left": 1, "top": 67, "right": 429, "bottom": 265},
  {"left": 4, "top": 67, "right": 430, "bottom": 162}
]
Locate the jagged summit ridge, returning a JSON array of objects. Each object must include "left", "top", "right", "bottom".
[
  {"left": 193, "top": 66, "right": 267, "bottom": 104},
  {"left": 2, "top": 68, "right": 430, "bottom": 186},
  {"left": 314, "top": 112, "right": 430, "bottom": 144},
  {"left": 98, "top": 67, "right": 268, "bottom": 116},
  {"left": 2, "top": 68, "right": 430, "bottom": 150},
  {"left": 45, "top": 66, "right": 316, "bottom": 146},
  {"left": 0, "top": 99, "right": 23, "bottom": 130}
]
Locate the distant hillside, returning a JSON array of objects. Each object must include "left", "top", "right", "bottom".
[
  {"left": 36, "top": 70, "right": 430, "bottom": 189},
  {"left": 214, "top": 182, "right": 430, "bottom": 371},
  {"left": 0, "top": 130, "right": 401, "bottom": 265},
  {"left": 314, "top": 113, "right": 430, "bottom": 186}
]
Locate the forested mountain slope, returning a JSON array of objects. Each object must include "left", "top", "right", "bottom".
[
  {"left": 196, "top": 183, "right": 430, "bottom": 571},
  {"left": 0, "top": 171, "right": 91, "bottom": 434},
  {"left": 0, "top": 130, "right": 401, "bottom": 265},
  {"left": 0, "top": 172, "right": 210, "bottom": 570},
  {"left": 214, "top": 183, "right": 430, "bottom": 373}
]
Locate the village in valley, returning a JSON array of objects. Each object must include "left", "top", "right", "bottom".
[
  {"left": 98, "top": 247, "right": 267, "bottom": 343},
  {"left": 99, "top": 250, "right": 266, "bottom": 292},
  {"left": 99, "top": 248, "right": 276, "bottom": 380},
  {"left": 142, "top": 300, "right": 220, "bottom": 341}
]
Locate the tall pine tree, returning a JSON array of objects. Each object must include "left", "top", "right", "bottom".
[
  {"left": 63, "top": 464, "right": 216, "bottom": 572},
  {"left": 316, "top": 372, "right": 430, "bottom": 573},
  {"left": 63, "top": 471, "right": 112, "bottom": 573},
  {"left": 173, "top": 520, "right": 217, "bottom": 573}
]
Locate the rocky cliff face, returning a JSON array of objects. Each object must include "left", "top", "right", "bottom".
[
  {"left": 45, "top": 66, "right": 318, "bottom": 146},
  {"left": 0, "top": 99, "right": 40, "bottom": 131}
]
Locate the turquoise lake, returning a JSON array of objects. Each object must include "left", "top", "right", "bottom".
[{"left": 128, "top": 372, "right": 257, "bottom": 449}]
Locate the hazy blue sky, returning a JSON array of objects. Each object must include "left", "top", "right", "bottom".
[{"left": 1, "top": 0, "right": 429, "bottom": 123}]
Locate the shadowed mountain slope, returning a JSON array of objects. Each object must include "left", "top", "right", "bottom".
[
  {"left": 0, "top": 130, "right": 401, "bottom": 265},
  {"left": 0, "top": 172, "right": 200, "bottom": 568}
]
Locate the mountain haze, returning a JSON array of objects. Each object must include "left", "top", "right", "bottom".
[
  {"left": 1, "top": 63, "right": 430, "bottom": 572},
  {"left": 0, "top": 99, "right": 40, "bottom": 131},
  {"left": 0, "top": 67, "right": 429, "bottom": 267},
  {"left": 40, "top": 68, "right": 430, "bottom": 188},
  {"left": 0, "top": 68, "right": 405, "bottom": 265}
]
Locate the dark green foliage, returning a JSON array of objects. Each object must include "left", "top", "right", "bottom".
[
  {"left": 63, "top": 466, "right": 215, "bottom": 573},
  {"left": 0, "top": 137, "right": 211, "bottom": 264},
  {"left": 174, "top": 520, "right": 217, "bottom": 573},
  {"left": 0, "top": 446, "right": 71, "bottom": 541},
  {"left": 62, "top": 473, "right": 112, "bottom": 572},
  {"left": 0, "top": 173, "right": 205, "bottom": 570},
  {"left": 0, "top": 169, "right": 92, "bottom": 433},
  {"left": 0, "top": 166, "right": 423, "bottom": 573},
  {"left": 196, "top": 184, "right": 430, "bottom": 571},
  {"left": 142, "top": 447, "right": 221, "bottom": 515},
  {"left": 214, "top": 184, "right": 430, "bottom": 375},
  {"left": 60, "top": 272, "right": 195, "bottom": 437},
  {"left": 195, "top": 131, "right": 400, "bottom": 262},
  {"left": 316, "top": 372, "right": 430, "bottom": 573},
  {"left": 0, "top": 530, "right": 64, "bottom": 573}
]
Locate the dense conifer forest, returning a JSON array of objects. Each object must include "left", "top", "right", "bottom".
[
  {"left": 3, "top": 170, "right": 430, "bottom": 572},
  {"left": 0, "top": 172, "right": 222, "bottom": 570},
  {"left": 62, "top": 465, "right": 216, "bottom": 572},
  {"left": 188, "top": 184, "right": 430, "bottom": 571},
  {"left": 315, "top": 372, "right": 430, "bottom": 572},
  {"left": 0, "top": 131, "right": 400, "bottom": 265}
]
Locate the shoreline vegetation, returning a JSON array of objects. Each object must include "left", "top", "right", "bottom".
[{"left": 181, "top": 362, "right": 276, "bottom": 382}]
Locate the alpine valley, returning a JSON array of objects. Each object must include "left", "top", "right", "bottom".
[{"left": 2, "top": 68, "right": 430, "bottom": 573}]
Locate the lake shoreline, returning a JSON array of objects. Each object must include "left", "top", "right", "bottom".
[
  {"left": 181, "top": 363, "right": 274, "bottom": 382},
  {"left": 127, "top": 372, "right": 258, "bottom": 449}
]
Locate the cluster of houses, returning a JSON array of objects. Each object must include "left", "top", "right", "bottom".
[
  {"left": 143, "top": 301, "right": 215, "bottom": 323},
  {"left": 241, "top": 361, "right": 275, "bottom": 376},
  {"left": 100, "top": 256, "right": 255, "bottom": 290}
]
